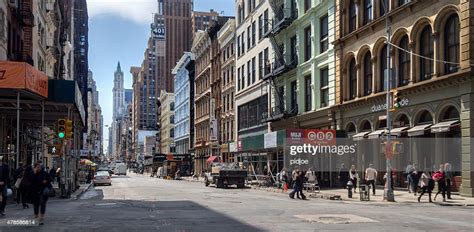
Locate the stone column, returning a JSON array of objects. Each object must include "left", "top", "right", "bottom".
[{"left": 460, "top": 93, "right": 474, "bottom": 197}]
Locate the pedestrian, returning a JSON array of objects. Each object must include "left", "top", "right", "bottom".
[
  {"left": 338, "top": 163, "right": 349, "bottom": 189},
  {"left": 365, "top": 164, "right": 377, "bottom": 196},
  {"left": 405, "top": 162, "right": 415, "bottom": 193},
  {"left": 289, "top": 171, "right": 306, "bottom": 200},
  {"left": 49, "top": 167, "right": 56, "bottom": 184},
  {"left": 0, "top": 155, "right": 10, "bottom": 216},
  {"left": 418, "top": 170, "right": 434, "bottom": 203},
  {"left": 444, "top": 163, "right": 453, "bottom": 199},
  {"left": 349, "top": 165, "right": 358, "bottom": 193},
  {"left": 19, "top": 164, "right": 34, "bottom": 209},
  {"left": 383, "top": 169, "right": 394, "bottom": 191},
  {"left": 27, "top": 162, "right": 52, "bottom": 225},
  {"left": 13, "top": 163, "right": 24, "bottom": 204},
  {"left": 433, "top": 164, "right": 447, "bottom": 202}
]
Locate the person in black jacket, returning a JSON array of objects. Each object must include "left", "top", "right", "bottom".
[
  {"left": 0, "top": 156, "right": 10, "bottom": 216},
  {"left": 28, "top": 162, "right": 52, "bottom": 225}
]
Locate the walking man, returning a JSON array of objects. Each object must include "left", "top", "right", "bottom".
[
  {"left": 338, "top": 163, "right": 349, "bottom": 189},
  {"left": 365, "top": 164, "right": 377, "bottom": 196},
  {"left": 0, "top": 156, "right": 10, "bottom": 216},
  {"left": 434, "top": 164, "right": 447, "bottom": 202},
  {"left": 444, "top": 163, "right": 453, "bottom": 199}
]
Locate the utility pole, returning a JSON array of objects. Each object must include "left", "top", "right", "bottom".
[{"left": 384, "top": 8, "right": 395, "bottom": 202}]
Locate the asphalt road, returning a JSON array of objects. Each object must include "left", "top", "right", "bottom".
[{"left": 0, "top": 173, "right": 473, "bottom": 232}]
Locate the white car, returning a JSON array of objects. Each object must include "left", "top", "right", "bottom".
[{"left": 93, "top": 171, "right": 112, "bottom": 186}]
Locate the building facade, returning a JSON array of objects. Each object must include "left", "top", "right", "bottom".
[
  {"left": 333, "top": 0, "right": 474, "bottom": 196},
  {"left": 192, "top": 10, "right": 219, "bottom": 36},
  {"left": 173, "top": 52, "right": 194, "bottom": 155},
  {"left": 217, "top": 18, "right": 236, "bottom": 162},
  {"left": 159, "top": 90, "right": 175, "bottom": 154},
  {"left": 234, "top": 0, "right": 274, "bottom": 174}
]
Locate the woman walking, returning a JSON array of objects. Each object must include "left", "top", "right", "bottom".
[
  {"left": 349, "top": 165, "right": 358, "bottom": 193},
  {"left": 418, "top": 170, "right": 434, "bottom": 203},
  {"left": 28, "top": 162, "right": 52, "bottom": 225},
  {"left": 433, "top": 164, "right": 447, "bottom": 202}
]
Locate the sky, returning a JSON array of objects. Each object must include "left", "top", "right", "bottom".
[{"left": 87, "top": 0, "right": 235, "bottom": 153}]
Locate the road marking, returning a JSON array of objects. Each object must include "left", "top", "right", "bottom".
[{"left": 294, "top": 214, "right": 377, "bottom": 224}]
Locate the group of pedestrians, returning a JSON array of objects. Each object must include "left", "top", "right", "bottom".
[
  {"left": 339, "top": 163, "right": 378, "bottom": 196},
  {"left": 414, "top": 163, "right": 453, "bottom": 203},
  {"left": 0, "top": 157, "right": 54, "bottom": 225}
]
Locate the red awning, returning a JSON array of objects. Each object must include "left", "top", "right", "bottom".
[
  {"left": 0, "top": 61, "right": 48, "bottom": 98},
  {"left": 206, "top": 155, "right": 218, "bottom": 163}
]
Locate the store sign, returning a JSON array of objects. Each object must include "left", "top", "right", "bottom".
[
  {"left": 210, "top": 118, "right": 218, "bottom": 141},
  {"left": 371, "top": 98, "right": 409, "bottom": 112},
  {"left": 229, "top": 142, "right": 237, "bottom": 152},
  {"left": 286, "top": 129, "right": 336, "bottom": 145},
  {"left": 152, "top": 25, "right": 166, "bottom": 40},
  {"left": 264, "top": 132, "right": 277, "bottom": 149}
]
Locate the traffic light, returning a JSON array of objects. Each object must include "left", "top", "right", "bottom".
[
  {"left": 392, "top": 91, "right": 402, "bottom": 109},
  {"left": 57, "top": 119, "right": 66, "bottom": 139},
  {"left": 65, "top": 120, "right": 73, "bottom": 139}
]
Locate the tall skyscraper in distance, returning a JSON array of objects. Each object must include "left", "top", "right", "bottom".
[
  {"left": 113, "top": 61, "right": 125, "bottom": 121},
  {"left": 192, "top": 10, "right": 219, "bottom": 36},
  {"left": 155, "top": 0, "right": 193, "bottom": 92}
]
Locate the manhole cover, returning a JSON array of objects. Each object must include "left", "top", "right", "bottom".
[{"left": 295, "top": 214, "right": 377, "bottom": 224}]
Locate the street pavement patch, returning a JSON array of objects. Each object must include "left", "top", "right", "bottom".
[{"left": 294, "top": 214, "right": 377, "bottom": 224}]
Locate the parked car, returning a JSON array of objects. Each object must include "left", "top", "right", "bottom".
[
  {"left": 93, "top": 171, "right": 112, "bottom": 186},
  {"left": 114, "top": 163, "right": 127, "bottom": 175}
]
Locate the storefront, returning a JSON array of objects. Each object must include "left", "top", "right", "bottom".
[{"left": 336, "top": 81, "right": 464, "bottom": 190}]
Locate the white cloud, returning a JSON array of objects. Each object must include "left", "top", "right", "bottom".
[{"left": 87, "top": 0, "right": 157, "bottom": 24}]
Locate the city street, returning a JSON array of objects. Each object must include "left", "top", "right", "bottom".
[{"left": 1, "top": 173, "right": 473, "bottom": 231}]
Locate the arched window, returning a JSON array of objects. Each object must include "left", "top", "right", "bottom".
[
  {"left": 380, "top": 44, "right": 388, "bottom": 92},
  {"left": 349, "top": 0, "right": 357, "bottom": 33},
  {"left": 443, "top": 106, "right": 460, "bottom": 121},
  {"left": 417, "top": 111, "right": 433, "bottom": 124},
  {"left": 419, "top": 26, "right": 434, "bottom": 81},
  {"left": 398, "top": 36, "right": 410, "bottom": 86},
  {"left": 360, "top": 120, "right": 372, "bottom": 131},
  {"left": 349, "top": 59, "right": 357, "bottom": 99},
  {"left": 444, "top": 15, "right": 460, "bottom": 74},
  {"left": 363, "top": 53, "right": 372, "bottom": 96}
]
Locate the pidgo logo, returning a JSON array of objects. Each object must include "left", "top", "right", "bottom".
[{"left": 290, "top": 158, "right": 309, "bottom": 165}]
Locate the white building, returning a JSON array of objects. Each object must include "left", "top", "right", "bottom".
[
  {"left": 172, "top": 52, "right": 194, "bottom": 155},
  {"left": 234, "top": 0, "right": 274, "bottom": 169}
]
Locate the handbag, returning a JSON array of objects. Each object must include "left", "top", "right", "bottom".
[
  {"left": 14, "top": 177, "right": 22, "bottom": 189},
  {"left": 43, "top": 186, "right": 55, "bottom": 197}
]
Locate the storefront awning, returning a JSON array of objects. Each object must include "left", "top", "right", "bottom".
[
  {"left": 0, "top": 61, "right": 48, "bottom": 98},
  {"left": 206, "top": 155, "right": 218, "bottom": 163},
  {"left": 368, "top": 129, "right": 386, "bottom": 139},
  {"left": 431, "top": 120, "right": 460, "bottom": 133},
  {"left": 390, "top": 127, "right": 409, "bottom": 136},
  {"left": 352, "top": 131, "right": 370, "bottom": 141},
  {"left": 407, "top": 124, "right": 432, "bottom": 137}
]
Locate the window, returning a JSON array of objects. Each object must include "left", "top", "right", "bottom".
[
  {"left": 304, "top": 0, "right": 311, "bottom": 13},
  {"left": 278, "top": 86, "right": 285, "bottom": 111},
  {"left": 247, "top": 60, "right": 251, "bottom": 86},
  {"left": 349, "top": 59, "right": 357, "bottom": 99},
  {"left": 264, "top": 48, "right": 269, "bottom": 75},
  {"left": 349, "top": 0, "right": 357, "bottom": 33},
  {"left": 290, "top": 81, "right": 297, "bottom": 111},
  {"left": 241, "top": 32, "right": 245, "bottom": 54},
  {"left": 398, "top": 36, "right": 410, "bottom": 86},
  {"left": 241, "top": 65, "right": 245, "bottom": 88},
  {"left": 380, "top": 0, "right": 388, "bottom": 17},
  {"left": 444, "top": 15, "right": 460, "bottom": 74},
  {"left": 320, "top": 15, "right": 329, "bottom": 53},
  {"left": 304, "top": 26, "right": 312, "bottom": 61},
  {"left": 320, "top": 68, "right": 329, "bottom": 107},
  {"left": 258, "top": 51, "right": 264, "bottom": 79},
  {"left": 364, "top": 0, "right": 373, "bottom": 24},
  {"left": 420, "top": 26, "right": 433, "bottom": 80},
  {"left": 247, "top": 26, "right": 251, "bottom": 50},
  {"left": 290, "top": 35, "right": 297, "bottom": 63},
  {"left": 264, "top": 10, "right": 269, "bottom": 33},
  {"left": 252, "top": 21, "right": 256, "bottom": 46},
  {"left": 237, "top": 35, "right": 241, "bottom": 57},
  {"left": 238, "top": 95, "right": 268, "bottom": 130},
  {"left": 363, "top": 53, "right": 372, "bottom": 95},
  {"left": 398, "top": 0, "right": 410, "bottom": 7},
  {"left": 305, "top": 75, "right": 312, "bottom": 112},
  {"left": 252, "top": 57, "right": 256, "bottom": 83},
  {"left": 258, "top": 14, "right": 263, "bottom": 40},
  {"left": 380, "top": 44, "right": 388, "bottom": 92}
]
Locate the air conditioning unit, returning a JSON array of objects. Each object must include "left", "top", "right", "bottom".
[{"left": 8, "top": 0, "right": 18, "bottom": 8}]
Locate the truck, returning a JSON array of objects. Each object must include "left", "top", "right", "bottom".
[
  {"left": 204, "top": 163, "right": 247, "bottom": 188},
  {"left": 114, "top": 163, "right": 127, "bottom": 175}
]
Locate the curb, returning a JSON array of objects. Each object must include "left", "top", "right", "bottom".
[{"left": 72, "top": 183, "right": 92, "bottom": 200}]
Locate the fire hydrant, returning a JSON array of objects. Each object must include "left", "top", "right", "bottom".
[{"left": 347, "top": 180, "right": 353, "bottom": 198}]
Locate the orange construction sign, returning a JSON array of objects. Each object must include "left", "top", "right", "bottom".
[{"left": 0, "top": 61, "right": 48, "bottom": 98}]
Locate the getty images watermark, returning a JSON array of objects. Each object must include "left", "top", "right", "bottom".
[
  {"left": 288, "top": 143, "right": 358, "bottom": 165},
  {"left": 1, "top": 219, "right": 38, "bottom": 227}
]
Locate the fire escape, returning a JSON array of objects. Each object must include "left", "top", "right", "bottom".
[{"left": 262, "top": 0, "right": 298, "bottom": 122}]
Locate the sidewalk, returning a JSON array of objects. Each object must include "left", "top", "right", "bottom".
[{"left": 180, "top": 177, "right": 474, "bottom": 206}]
